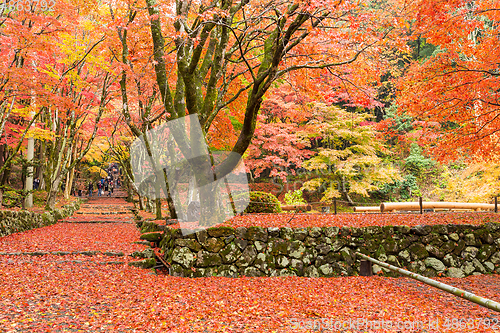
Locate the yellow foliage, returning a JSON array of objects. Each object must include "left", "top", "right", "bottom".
[
  {"left": 87, "top": 166, "right": 107, "bottom": 177},
  {"left": 27, "top": 127, "right": 55, "bottom": 141},
  {"left": 301, "top": 103, "right": 401, "bottom": 201},
  {"left": 432, "top": 162, "right": 500, "bottom": 202}
]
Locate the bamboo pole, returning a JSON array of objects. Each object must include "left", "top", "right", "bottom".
[
  {"left": 353, "top": 206, "right": 380, "bottom": 212},
  {"left": 356, "top": 252, "right": 500, "bottom": 313},
  {"left": 380, "top": 201, "right": 496, "bottom": 212}
]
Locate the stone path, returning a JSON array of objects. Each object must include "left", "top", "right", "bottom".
[{"left": 0, "top": 187, "right": 150, "bottom": 266}]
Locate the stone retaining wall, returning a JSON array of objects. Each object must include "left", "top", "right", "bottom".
[
  {"left": 141, "top": 222, "right": 500, "bottom": 278},
  {"left": 0, "top": 200, "right": 82, "bottom": 237}
]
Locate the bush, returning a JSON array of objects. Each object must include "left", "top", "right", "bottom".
[
  {"left": 376, "top": 175, "right": 420, "bottom": 201},
  {"left": 236, "top": 191, "right": 282, "bottom": 213},
  {"left": 405, "top": 143, "right": 435, "bottom": 178},
  {"left": 284, "top": 189, "right": 306, "bottom": 205},
  {"left": 3, "top": 190, "right": 22, "bottom": 208}
]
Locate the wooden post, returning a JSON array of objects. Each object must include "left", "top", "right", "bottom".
[
  {"left": 419, "top": 196, "right": 423, "bottom": 214},
  {"left": 360, "top": 260, "right": 373, "bottom": 276},
  {"left": 334, "top": 199, "right": 337, "bottom": 215},
  {"left": 495, "top": 197, "right": 498, "bottom": 213}
]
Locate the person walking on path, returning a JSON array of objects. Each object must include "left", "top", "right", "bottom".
[
  {"left": 88, "top": 182, "right": 93, "bottom": 197},
  {"left": 97, "top": 181, "right": 102, "bottom": 197}
]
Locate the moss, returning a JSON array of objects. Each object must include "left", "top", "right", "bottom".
[
  {"left": 197, "top": 251, "right": 222, "bottom": 267},
  {"left": 408, "top": 243, "right": 429, "bottom": 260},
  {"left": 383, "top": 237, "right": 398, "bottom": 254},
  {"left": 245, "top": 226, "right": 268, "bottom": 242},
  {"left": 201, "top": 238, "right": 225, "bottom": 252},
  {"left": 141, "top": 221, "right": 163, "bottom": 233},
  {"left": 268, "top": 238, "right": 289, "bottom": 255},
  {"left": 128, "top": 258, "right": 156, "bottom": 269},
  {"left": 140, "top": 232, "right": 163, "bottom": 242},
  {"left": 452, "top": 240, "right": 466, "bottom": 255},
  {"left": 207, "top": 226, "right": 235, "bottom": 237},
  {"left": 474, "top": 229, "right": 491, "bottom": 244},
  {"left": 374, "top": 245, "right": 386, "bottom": 260}
]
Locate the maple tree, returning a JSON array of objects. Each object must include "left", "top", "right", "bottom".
[
  {"left": 0, "top": 1, "right": 118, "bottom": 209},
  {"left": 103, "top": 1, "right": 175, "bottom": 219},
  {"left": 396, "top": 0, "right": 500, "bottom": 161},
  {"left": 0, "top": 5, "right": 62, "bottom": 206},
  {"left": 244, "top": 85, "right": 315, "bottom": 182},
  {"left": 126, "top": 0, "right": 407, "bottom": 225},
  {"left": 300, "top": 103, "right": 400, "bottom": 204}
]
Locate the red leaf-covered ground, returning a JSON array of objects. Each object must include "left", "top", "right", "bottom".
[
  {"left": 220, "top": 212, "right": 500, "bottom": 228},
  {"left": 1, "top": 261, "right": 500, "bottom": 332},
  {"left": 1, "top": 193, "right": 500, "bottom": 332},
  {"left": 0, "top": 223, "right": 146, "bottom": 255}
]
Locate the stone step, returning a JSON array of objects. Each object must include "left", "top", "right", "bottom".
[
  {"left": 0, "top": 250, "right": 126, "bottom": 256},
  {"left": 62, "top": 220, "right": 135, "bottom": 224},
  {"left": 75, "top": 211, "right": 130, "bottom": 215}
]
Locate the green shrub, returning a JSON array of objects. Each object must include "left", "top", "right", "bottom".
[
  {"left": 284, "top": 189, "right": 306, "bottom": 205},
  {"left": 405, "top": 143, "right": 435, "bottom": 178},
  {"left": 3, "top": 190, "right": 21, "bottom": 207},
  {"left": 236, "top": 191, "right": 282, "bottom": 213}
]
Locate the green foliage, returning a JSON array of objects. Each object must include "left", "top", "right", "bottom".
[
  {"left": 385, "top": 104, "right": 414, "bottom": 135},
  {"left": 284, "top": 189, "right": 306, "bottom": 205},
  {"left": 239, "top": 191, "right": 282, "bottom": 214},
  {"left": 228, "top": 115, "right": 243, "bottom": 132},
  {"left": 377, "top": 175, "right": 420, "bottom": 201},
  {"left": 2, "top": 189, "right": 22, "bottom": 208},
  {"left": 404, "top": 143, "right": 435, "bottom": 178},
  {"left": 0, "top": 184, "right": 38, "bottom": 208},
  {"left": 33, "top": 190, "right": 48, "bottom": 207},
  {"left": 301, "top": 104, "right": 400, "bottom": 202}
]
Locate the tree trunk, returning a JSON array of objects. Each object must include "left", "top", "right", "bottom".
[
  {"left": 198, "top": 182, "right": 224, "bottom": 227},
  {"left": 0, "top": 144, "right": 4, "bottom": 170},
  {"left": 25, "top": 137, "right": 34, "bottom": 208},
  {"left": 138, "top": 194, "right": 144, "bottom": 210},
  {"left": 45, "top": 176, "right": 62, "bottom": 210},
  {"left": 341, "top": 176, "right": 354, "bottom": 206},
  {"left": 155, "top": 198, "right": 162, "bottom": 220},
  {"left": 64, "top": 145, "right": 77, "bottom": 199},
  {"left": 65, "top": 166, "right": 74, "bottom": 199}
]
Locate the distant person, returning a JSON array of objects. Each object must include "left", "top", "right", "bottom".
[
  {"left": 88, "top": 182, "right": 93, "bottom": 197},
  {"left": 109, "top": 181, "right": 114, "bottom": 195},
  {"left": 33, "top": 177, "right": 40, "bottom": 190},
  {"left": 97, "top": 181, "right": 102, "bottom": 197}
]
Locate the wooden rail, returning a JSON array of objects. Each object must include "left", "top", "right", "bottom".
[
  {"left": 354, "top": 200, "right": 498, "bottom": 213},
  {"left": 380, "top": 201, "right": 496, "bottom": 212}
]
